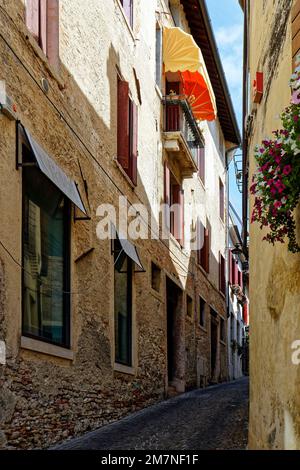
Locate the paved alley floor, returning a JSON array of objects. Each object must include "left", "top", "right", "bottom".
[{"left": 55, "top": 378, "right": 249, "bottom": 450}]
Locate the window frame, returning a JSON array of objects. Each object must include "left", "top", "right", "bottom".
[
  {"left": 21, "top": 140, "right": 71, "bottom": 349},
  {"left": 114, "top": 239, "right": 133, "bottom": 367}
]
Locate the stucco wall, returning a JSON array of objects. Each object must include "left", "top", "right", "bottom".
[
  {"left": 247, "top": 0, "right": 300, "bottom": 450},
  {"left": 0, "top": 0, "right": 228, "bottom": 448}
]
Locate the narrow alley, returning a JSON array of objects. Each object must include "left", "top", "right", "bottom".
[{"left": 55, "top": 379, "right": 249, "bottom": 451}]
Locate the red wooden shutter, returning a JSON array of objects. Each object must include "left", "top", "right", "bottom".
[
  {"left": 234, "top": 262, "right": 238, "bottom": 285},
  {"left": 47, "top": 0, "right": 59, "bottom": 68},
  {"left": 164, "top": 162, "right": 171, "bottom": 232},
  {"left": 243, "top": 303, "right": 249, "bottom": 325},
  {"left": 26, "top": 0, "right": 40, "bottom": 42},
  {"left": 131, "top": 102, "right": 138, "bottom": 186},
  {"left": 238, "top": 269, "right": 243, "bottom": 290},
  {"left": 117, "top": 79, "right": 130, "bottom": 170},
  {"left": 39, "top": 0, "right": 47, "bottom": 54},
  {"left": 229, "top": 250, "right": 233, "bottom": 285},
  {"left": 198, "top": 147, "right": 205, "bottom": 184},
  {"left": 292, "top": 0, "right": 300, "bottom": 65}
]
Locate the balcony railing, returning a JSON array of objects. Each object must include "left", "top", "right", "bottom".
[{"left": 163, "top": 94, "right": 204, "bottom": 167}]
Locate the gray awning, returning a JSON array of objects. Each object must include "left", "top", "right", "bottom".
[
  {"left": 119, "top": 236, "right": 144, "bottom": 271},
  {"left": 23, "top": 126, "right": 87, "bottom": 215}
]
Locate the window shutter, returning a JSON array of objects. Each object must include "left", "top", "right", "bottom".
[
  {"left": 229, "top": 250, "right": 233, "bottom": 285},
  {"left": 198, "top": 147, "right": 205, "bottom": 184},
  {"left": 40, "top": 0, "right": 47, "bottom": 55},
  {"left": 131, "top": 102, "right": 138, "bottom": 186},
  {"left": 292, "top": 0, "right": 300, "bottom": 65},
  {"left": 25, "top": 0, "right": 40, "bottom": 42},
  {"left": 243, "top": 303, "right": 248, "bottom": 325},
  {"left": 47, "top": 0, "right": 59, "bottom": 68},
  {"left": 172, "top": 184, "right": 181, "bottom": 243},
  {"left": 234, "top": 262, "right": 238, "bottom": 285},
  {"left": 117, "top": 79, "right": 130, "bottom": 170}
]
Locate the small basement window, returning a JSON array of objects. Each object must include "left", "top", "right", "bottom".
[{"left": 151, "top": 262, "right": 161, "bottom": 292}]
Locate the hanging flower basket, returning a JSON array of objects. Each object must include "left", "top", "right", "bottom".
[{"left": 251, "top": 57, "right": 300, "bottom": 253}]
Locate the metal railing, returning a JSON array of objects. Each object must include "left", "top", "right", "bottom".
[{"left": 163, "top": 95, "right": 204, "bottom": 166}]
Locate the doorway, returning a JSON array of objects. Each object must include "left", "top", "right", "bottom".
[{"left": 166, "top": 277, "right": 184, "bottom": 390}]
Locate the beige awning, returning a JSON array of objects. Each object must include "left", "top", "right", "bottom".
[{"left": 163, "top": 27, "right": 202, "bottom": 73}]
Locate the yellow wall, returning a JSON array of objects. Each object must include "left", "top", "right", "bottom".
[{"left": 248, "top": 0, "right": 300, "bottom": 449}]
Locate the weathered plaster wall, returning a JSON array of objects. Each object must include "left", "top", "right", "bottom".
[
  {"left": 248, "top": 0, "right": 300, "bottom": 450},
  {"left": 0, "top": 0, "right": 228, "bottom": 448}
]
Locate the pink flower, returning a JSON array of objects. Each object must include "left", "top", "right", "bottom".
[
  {"left": 270, "top": 187, "right": 277, "bottom": 196},
  {"left": 283, "top": 165, "right": 292, "bottom": 175},
  {"left": 293, "top": 115, "right": 299, "bottom": 122},
  {"left": 291, "top": 90, "right": 300, "bottom": 105},
  {"left": 267, "top": 179, "right": 274, "bottom": 186},
  {"left": 250, "top": 183, "right": 257, "bottom": 194},
  {"left": 274, "top": 201, "right": 282, "bottom": 209},
  {"left": 275, "top": 155, "right": 281, "bottom": 164}
]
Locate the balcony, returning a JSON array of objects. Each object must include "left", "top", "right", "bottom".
[{"left": 163, "top": 94, "right": 204, "bottom": 178}]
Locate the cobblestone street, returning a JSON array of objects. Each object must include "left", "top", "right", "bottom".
[{"left": 55, "top": 378, "right": 249, "bottom": 450}]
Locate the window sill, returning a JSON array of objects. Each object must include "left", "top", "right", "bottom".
[
  {"left": 199, "top": 325, "right": 207, "bottom": 333},
  {"left": 197, "top": 262, "right": 209, "bottom": 277},
  {"left": 114, "top": 362, "right": 136, "bottom": 376},
  {"left": 113, "top": 157, "right": 136, "bottom": 189},
  {"left": 116, "top": 0, "right": 136, "bottom": 42},
  {"left": 150, "top": 287, "right": 163, "bottom": 301},
  {"left": 25, "top": 31, "right": 65, "bottom": 91},
  {"left": 21, "top": 336, "right": 74, "bottom": 360}
]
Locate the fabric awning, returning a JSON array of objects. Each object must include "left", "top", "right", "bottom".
[
  {"left": 181, "top": 70, "right": 217, "bottom": 121},
  {"left": 119, "top": 236, "right": 144, "bottom": 271},
  {"left": 163, "top": 27, "right": 201, "bottom": 73},
  {"left": 23, "top": 126, "right": 87, "bottom": 215}
]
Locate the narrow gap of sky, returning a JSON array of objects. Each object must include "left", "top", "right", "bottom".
[{"left": 206, "top": 0, "right": 243, "bottom": 220}]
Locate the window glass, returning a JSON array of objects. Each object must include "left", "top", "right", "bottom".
[{"left": 22, "top": 164, "right": 70, "bottom": 347}]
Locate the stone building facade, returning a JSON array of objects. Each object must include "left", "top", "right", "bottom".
[
  {"left": 0, "top": 0, "right": 239, "bottom": 448},
  {"left": 241, "top": 0, "right": 300, "bottom": 450}
]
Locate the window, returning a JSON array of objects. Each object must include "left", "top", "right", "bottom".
[
  {"left": 219, "top": 253, "right": 226, "bottom": 295},
  {"left": 117, "top": 77, "right": 138, "bottom": 185},
  {"left": 151, "top": 262, "right": 161, "bottom": 293},
  {"left": 120, "top": 0, "right": 133, "bottom": 28},
  {"left": 197, "top": 222, "right": 210, "bottom": 273},
  {"left": 155, "top": 25, "right": 162, "bottom": 89},
  {"left": 114, "top": 238, "right": 133, "bottom": 366},
  {"left": 219, "top": 179, "right": 224, "bottom": 222},
  {"left": 22, "top": 145, "right": 71, "bottom": 347},
  {"left": 199, "top": 297, "right": 206, "bottom": 327},
  {"left": 186, "top": 295, "right": 193, "bottom": 318},
  {"left": 220, "top": 317, "right": 225, "bottom": 342},
  {"left": 25, "top": 0, "right": 59, "bottom": 68},
  {"left": 164, "top": 162, "right": 184, "bottom": 246},
  {"left": 198, "top": 147, "right": 205, "bottom": 185}
]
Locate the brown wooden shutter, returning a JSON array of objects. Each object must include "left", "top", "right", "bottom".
[
  {"left": 131, "top": 102, "right": 138, "bottom": 185},
  {"left": 198, "top": 147, "right": 205, "bottom": 184},
  {"left": 117, "top": 79, "right": 130, "bottom": 170},
  {"left": 292, "top": 0, "right": 300, "bottom": 65},
  {"left": 47, "top": 0, "right": 59, "bottom": 68},
  {"left": 26, "top": 0, "right": 40, "bottom": 42}
]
